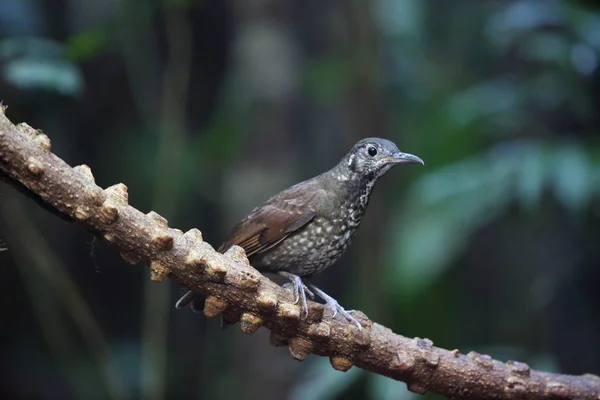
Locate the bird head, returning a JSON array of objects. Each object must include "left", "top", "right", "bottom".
[{"left": 344, "top": 137, "right": 424, "bottom": 178}]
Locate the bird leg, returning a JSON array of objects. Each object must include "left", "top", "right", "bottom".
[
  {"left": 307, "top": 283, "right": 362, "bottom": 330},
  {"left": 278, "top": 271, "right": 314, "bottom": 318},
  {"left": 282, "top": 282, "right": 315, "bottom": 300}
]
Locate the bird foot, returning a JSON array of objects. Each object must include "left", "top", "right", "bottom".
[
  {"left": 282, "top": 281, "right": 315, "bottom": 301},
  {"left": 279, "top": 272, "right": 314, "bottom": 318},
  {"left": 307, "top": 284, "right": 362, "bottom": 330},
  {"left": 324, "top": 299, "right": 362, "bottom": 331}
]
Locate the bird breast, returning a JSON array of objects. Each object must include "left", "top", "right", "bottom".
[{"left": 252, "top": 182, "right": 375, "bottom": 277}]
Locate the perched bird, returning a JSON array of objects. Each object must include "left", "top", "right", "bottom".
[{"left": 176, "top": 137, "right": 423, "bottom": 328}]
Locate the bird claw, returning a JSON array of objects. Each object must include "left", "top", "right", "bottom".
[
  {"left": 284, "top": 282, "right": 315, "bottom": 302},
  {"left": 280, "top": 273, "right": 313, "bottom": 318},
  {"left": 307, "top": 284, "right": 363, "bottom": 330},
  {"left": 304, "top": 285, "right": 315, "bottom": 300},
  {"left": 279, "top": 274, "right": 361, "bottom": 328},
  {"left": 325, "top": 299, "right": 362, "bottom": 330}
]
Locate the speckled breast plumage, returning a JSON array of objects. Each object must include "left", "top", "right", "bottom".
[{"left": 252, "top": 180, "right": 374, "bottom": 277}]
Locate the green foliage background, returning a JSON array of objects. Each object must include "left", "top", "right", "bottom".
[{"left": 0, "top": 0, "right": 599, "bottom": 399}]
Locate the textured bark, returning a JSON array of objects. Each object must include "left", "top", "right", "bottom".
[{"left": 0, "top": 107, "right": 599, "bottom": 400}]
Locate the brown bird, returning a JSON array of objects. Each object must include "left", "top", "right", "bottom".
[{"left": 176, "top": 138, "right": 423, "bottom": 328}]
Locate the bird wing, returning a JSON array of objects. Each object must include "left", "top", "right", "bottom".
[{"left": 217, "top": 183, "right": 326, "bottom": 257}]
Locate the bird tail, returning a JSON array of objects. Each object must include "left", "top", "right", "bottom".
[
  {"left": 175, "top": 290, "right": 205, "bottom": 313},
  {"left": 176, "top": 289, "right": 237, "bottom": 329}
]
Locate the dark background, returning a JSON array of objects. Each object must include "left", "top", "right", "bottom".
[{"left": 1, "top": 0, "right": 599, "bottom": 399}]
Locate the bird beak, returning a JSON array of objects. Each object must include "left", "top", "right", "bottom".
[{"left": 385, "top": 151, "right": 425, "bottom": 165}]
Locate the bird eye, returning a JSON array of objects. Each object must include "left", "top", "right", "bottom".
[{"left": 367, "top": 145, "right": 377, "bottom": 157}]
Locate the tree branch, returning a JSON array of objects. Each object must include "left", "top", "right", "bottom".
[{"left": 0, "top": 107, "right": 598, "bottom": 400}]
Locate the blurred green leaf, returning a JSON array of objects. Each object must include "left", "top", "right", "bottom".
[
  {"left": 570, "top": 43, "right": 598, "bottom": 75},
  {"left": 520, "top": 33, "right": 569, "bottom": 64},
  {"left": 0, "top": 37, "right": 83, "bottom": 95},
  {"left": 550, "top": 143, "right": 593, "bottom": 211},
  {"left": 375, "top": 0, "right": 424, "bottom": 37},
  {"left": 391, "top": 151, "right": 511, "bottom": 298},
  {"left": 486, "top": 1, "right": 563, "bottom": 50},
  {"left": 3, "top": 59, "right": 83, "bottom": 95},
  {"left": 0, "top": 37, "right": 64, "bottom": 58},
  {"left": 516, "top": 142, "right": 547, "bottom": 209},
  {"left": 446, "top": 80, "right": 519, "bottom": 126},
  {"left": 572, "top": 12, "right": 600, "bottom": 52},
  {"left": 66, "top": 28, "right": 109, "bottom": 61},
  {"left": 390, "top": 140, "right": 599, "bottom": 299}
]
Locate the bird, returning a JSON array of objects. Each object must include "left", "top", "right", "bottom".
[{"left": 176, "top": 137, "right": 423, "bottom": 329}]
